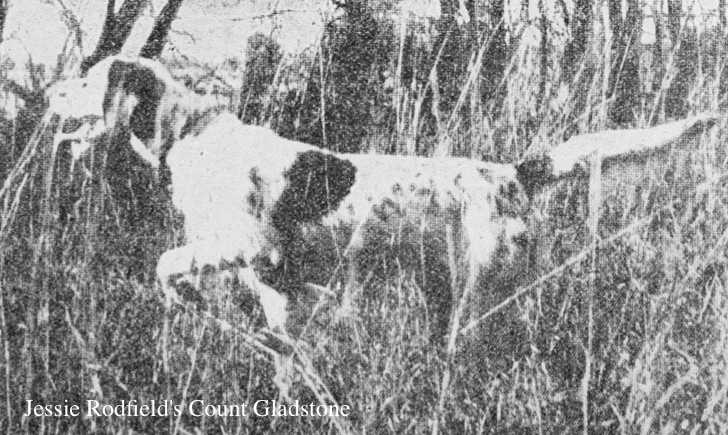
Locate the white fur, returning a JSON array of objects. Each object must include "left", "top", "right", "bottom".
[
  {"left": 547, "top": 114, "right": 719, "bottom": 178},
  {"left": 164, "top": 113, "right": 528, "bottom": 327},
  {"left": 47, "top": 57, "right": 116, "bottom": 121},
  {"left": 46, "top": 56, "right": 720, "bottom": 335}
]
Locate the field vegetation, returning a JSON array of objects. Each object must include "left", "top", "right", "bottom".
[{"left": 1, "top": 0, "right": 728, "bottom": 433}]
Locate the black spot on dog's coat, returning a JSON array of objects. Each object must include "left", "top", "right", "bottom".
[
  {"left": 247, "top": 167, "right": 266, "bottom": 219},
  {"left": 268, "top": 151, "right": 356, "bottom": 293},
  {"left": 103, "top": 60, "right": 166, "bottom": 141},
  {"left": 271, "top": 150, "right": 357, "bottom": 231},
  {"left": 180, "top": 106, "right": 221, "bottom": 140}
]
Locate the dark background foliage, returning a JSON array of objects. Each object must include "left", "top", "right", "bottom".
[{"left": 1, "top": 0, "right": 728, "bottom": 433}]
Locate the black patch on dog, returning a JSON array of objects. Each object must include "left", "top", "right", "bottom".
[
  {"left": 247, "top": 167, "right": 266, "bottom": 219},
  {"left": 271, "top": 150, "right": 357, "bottom": 231},
  {"left": 180, "top": 106, "right": 221, "bottom": 140},
  {"left": 515, "top": 154, "right": 554, "bottom": 198},
  {"left": 103, "top": 60, "right": 166, "bottom": 141}
]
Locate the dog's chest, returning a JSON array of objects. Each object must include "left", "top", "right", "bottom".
[{"left": 166, "top": 135, "right": 290, "bottom": 244}]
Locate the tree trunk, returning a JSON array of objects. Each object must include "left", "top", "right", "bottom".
[
  {"left": 0, "top": 0, "right": 7, "bottom": 44},
  {"left": 665, "top": 0, "right": 694, "bottom": 118},
  {"left": 720, "top": 0, "right": 728, "bottom": 108},
  {"left": 434, "top": 0, "right": 464, "bottom": 116},
  {"left": 622, "top": 0, "right": 641, "bottom": 109},
  {"left": 563, "top": 0, "right": 591, "bottom": 82},
  {"left": 608, "top": 0, "right": 623, "bottom": 54},
  {"left": 81, "top": 0, "right": 146, "bottom": 74},
  {"left": 667, "top": 0, "right": 681, "bottom": 47},
  {"left": 608, "top": 0, "right": 641, "bottom": 125},
  {"left": 537, "top": 0, "right": 548, "bottom": 109},
  {"left": 482, "top": 0, "right": 506, "bottom": 104},
  {"left": 651, "top": 0, "right": 664, "bottom": 122},
  {"left": 520, "top": 0, "right": 529, "bottom": 22},
  {"left": 607, "top": 0, "right": 623, "bottom": 102},
  {"left": 139, "top": 0, "right": 184, "bottom": 58},
  {"left": 652, "top": 0, "right": 663, "bottom": 82}
]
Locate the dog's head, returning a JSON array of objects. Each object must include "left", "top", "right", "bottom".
[{"left": 47, "top": 56, "right": 192, "bottom": 167}]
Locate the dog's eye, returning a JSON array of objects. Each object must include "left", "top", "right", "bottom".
[{"left": 82, "top": 83, "right": 88, "bottom": 88}]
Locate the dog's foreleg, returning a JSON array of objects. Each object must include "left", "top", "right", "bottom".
[
  {"left": 237, "top": 267, "right": 289, "bottom": 332},
  {"left": 156, "top": 239, "right": 246, "bottom": 303},
  {"left": 156, "top": 244, "right": 197, "bottom": 307},
  {"left": 156, "top": 238, "right": 288, "bottom": 331}
]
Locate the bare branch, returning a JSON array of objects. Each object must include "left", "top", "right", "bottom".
[
  {"left": 1, "top": 81, "right": 44, "bottom": 107},
  {"left": 115, "top": 0, "right": 147, "bottom": 40},
  {"left": 0, "top": 0, "right": 7, "bottom": 44},
  {"left": 170, "top": 28, "right": 195, "bottom": 43},
  {"left": 106, "top": 0, "right": 116, "bottom": 20},
  {"left": 228, "top": 9, "right": 311, "bottom": 21},
  {"left": 139, "top": 0, "right": 184, "bottom": 58},
  {"left": 667, "top": 0, "right": 681, "bottom": 45},
  {"left": 56, "top": 0, "right": 83, "bottom": 49},
  {"left": 80, "top": 0, "right": 146, "bottom": 74}
]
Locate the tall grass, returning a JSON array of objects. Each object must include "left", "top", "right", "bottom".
[{"left": 1, "top": 6, "right": 728, "bottom": 434}]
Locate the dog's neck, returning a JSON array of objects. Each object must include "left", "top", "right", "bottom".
[
  {"left": 178, "top": 97, "right": 228, "bottom": 140},
  {"left": 154, "top": 89, "right": 228, "bottom": 164}
]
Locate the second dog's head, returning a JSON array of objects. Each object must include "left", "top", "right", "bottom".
[{"left": 47, "top": 56, "right": 203, "bottom": 167}]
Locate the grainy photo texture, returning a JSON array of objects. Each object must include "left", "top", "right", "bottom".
[{"left": 1, "top": 0, "right": 728, "bottom": 433}]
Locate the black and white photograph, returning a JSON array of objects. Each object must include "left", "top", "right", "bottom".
[{"left": 1, "top": 0, "right": 727, "bottom": 433}]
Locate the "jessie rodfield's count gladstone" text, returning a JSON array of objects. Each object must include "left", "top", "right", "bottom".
[{"left": 23, "top": 399, "right": 351, "bottom": 418}]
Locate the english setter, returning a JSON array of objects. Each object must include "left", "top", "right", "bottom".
[{"left": 47, "top": 56, "right": 720, "bottom": 333}]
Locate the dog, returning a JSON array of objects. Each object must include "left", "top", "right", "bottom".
[{"left": 47, "top": 55, "right": 721, "bottom": 334}]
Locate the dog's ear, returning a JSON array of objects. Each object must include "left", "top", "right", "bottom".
[
  {"left": 272, "top": 150, "right": 357, "bottom": 230},
  {"left": 102, "top": 59, "right": 167, "bottom": 145}
]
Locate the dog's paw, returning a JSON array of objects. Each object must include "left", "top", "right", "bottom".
[
  {"left": 157, "top": 246, "right": 196, "bottom": 285},
  {"left": 261, "top": 294, "right": 289, "bottom": 333},
  {"left": 192, "top": 242, "right": 226, "bottom": 272}
]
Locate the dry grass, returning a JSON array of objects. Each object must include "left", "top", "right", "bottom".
[{"left": 1, "top": 13, "right": 728, "bottom": 435}]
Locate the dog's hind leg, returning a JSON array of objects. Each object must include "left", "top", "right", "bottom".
[{"left": 336, "top": 221, "right": 367, "bottom": 321}]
